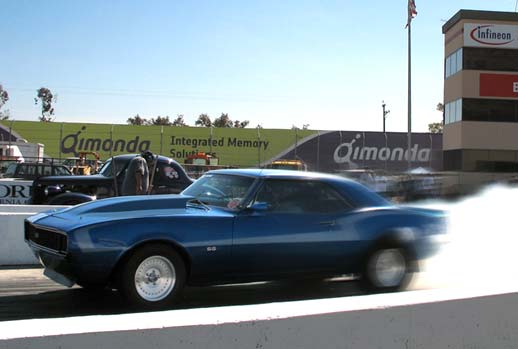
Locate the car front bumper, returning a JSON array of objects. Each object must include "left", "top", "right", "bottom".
[{"left": 28, "top": 242, "right": 77, "bottom": 287}]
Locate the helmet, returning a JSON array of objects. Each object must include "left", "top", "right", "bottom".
[{"left": 141, "top": 151, "right": 154, "bottom": 162}]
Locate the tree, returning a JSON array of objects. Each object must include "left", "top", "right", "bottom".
[
  {"left": 213, "top": 113, "right": 232, "bottom": 128},
  {"left": 233, "top": 120, "right": 249, "bottom": 128},
  {"left": 428, "top": 122, "right": 443, "bottom": 134},
  {"left": 0, "top": 84, "right": 9, "bottom": 120},
  {"left": 194, "top": 113, "right": 248, "bottom": 128},
  {"left": 195, "top": 113, "right": 212, "bottom": 127},
  {"left": 428, "top": 102, "right": 445, "bottom": 133},
  {"left": 127, "top": 114, "right": 149, "bottom": 125},
  {"left": 172, "top": 114, "right": 187, "bottom": 127},
  {"left": 34, "top": 87, "right": 56, "bottom": 122},
  {"left": 150, "top": 115, "right": 172, "bottom": 126}
]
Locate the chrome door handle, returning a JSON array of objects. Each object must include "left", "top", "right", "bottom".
[{"left": 319, "top": 221, "right": 336, "bottom": 226}]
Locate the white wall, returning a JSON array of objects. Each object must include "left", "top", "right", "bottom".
[{"left": 0, "top": 289, "right": 517, "bottom": 348}]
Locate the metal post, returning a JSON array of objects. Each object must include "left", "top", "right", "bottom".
[
  {"left": 407, "top": 21, "right": 413, "bottom": 170},
  {"left": 382, "top": 101, "right": 390, "bottom": 133},
  {"left": 384, "top": 132, "right": 388, "bottom": 171},
  {"left": 110, "top": 125, "right": 114, "bottom": 158},
  {"left": 316, "top": 130, "right": 320, "bottom": 171},
  {"left": 210, "top": 126, "right": 213, "bottom": 154},
  {"left": 294, "top": 128, "right": 298, "bottom": 159},
  {"left": 8, "top": 119, "right": 13, "bottom": 157},
  {"left": 59, "top": 123, "right": 63, "bottom": 160},
  {"left": 160, "top": 126, "right": 164, "bottom": 155},
  {"left": 257, "top": 126, "right": 261, "bottom": 167}
]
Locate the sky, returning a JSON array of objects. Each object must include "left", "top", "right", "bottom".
[{"left": 2, "top": 0, "right": 518, "bottom": 132}]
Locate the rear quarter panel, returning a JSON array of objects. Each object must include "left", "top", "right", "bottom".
[{"left": 335, "top": 207, "right": 435, "bottom": 268}]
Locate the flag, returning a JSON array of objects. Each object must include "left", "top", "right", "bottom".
[{"left": 406, "top": 0, "right": 417, "bottom": 28}]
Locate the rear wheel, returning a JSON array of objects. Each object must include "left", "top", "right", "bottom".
[
  {"left": 362, "top": 245, "right": 413, "bottom": 292},
  {"left": 119, "top": 244, "right": 186, "bottom": 308}
]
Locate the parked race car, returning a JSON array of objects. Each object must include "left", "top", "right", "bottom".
[
  {"left": 31, "top": 154, "right": 194, "bottom": 205},
  {"left": 25, "top": 169, "right": 446, "bottom": 308}
]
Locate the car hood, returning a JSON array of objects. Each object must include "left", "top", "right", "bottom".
[
  {"left": 28, "top": 194, "right": 230, "bottom": 232},
  {"left": 56, "top": 194, "right": 195, "bottom": 216}
]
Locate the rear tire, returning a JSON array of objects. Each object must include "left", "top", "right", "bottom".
[
  {"left": 361, "top": 244, "right": 413, "bottom": 293},
  {"left": 119, "top": 244, "right": 186, "bottom": 308}
]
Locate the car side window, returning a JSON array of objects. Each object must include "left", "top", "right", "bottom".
[
  {"left": 17, "top": 165, "right": 27, "bottom": 176},
  {"left": 42, "top": 165, "right": 52, "bottom": 176},
  {"left": 155, "top": 162, "right": 180, "bottom": 185},
  {"left": 53, "top": 166, "right": 67, "bottom": 175},
  {"left": 27, "top": 165, "right": 37, "bottom": 178},
  {"left": 253, "top": 180, "right": 351, "bottom": 214}
]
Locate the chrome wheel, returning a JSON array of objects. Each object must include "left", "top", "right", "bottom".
[
  {"left": 134, "top": 255, "right": 176, "bottom": 302},
  {"left": 368, "top": 248, "right": 407, "bottom": 288}
]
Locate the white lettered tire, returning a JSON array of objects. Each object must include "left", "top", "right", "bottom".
[
  {"left": 362, "top": 244, "right": 413, "bottom": 292},
  {"left": 120, "top": 244, "right": 186, "bottom": 308}
]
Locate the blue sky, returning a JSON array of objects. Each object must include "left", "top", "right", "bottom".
[{"left": 2, "top": 0, "right": 517, "bottom": 131}]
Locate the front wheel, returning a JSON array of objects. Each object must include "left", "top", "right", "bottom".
[
  {"left": 119, "top": 244, "right": 186, "bottom": 308},
  {"left": 361, "top": 245, "right": 413, "bottom": 293}
]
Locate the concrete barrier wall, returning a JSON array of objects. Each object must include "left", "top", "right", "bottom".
[
  {"left": 0, "top": 205, "right": 68, "bottom": 265},
  {"left": 0, "top": 288, "right": 518, "bottom": 348}
]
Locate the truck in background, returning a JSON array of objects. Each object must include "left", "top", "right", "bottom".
[
  {"left": 0, "top": 142, "right": 44, "bottom": 161},
  {"left": 0, "top": 142, "right": 45, "bottom": 173}
]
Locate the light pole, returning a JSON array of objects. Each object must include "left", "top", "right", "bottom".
[{"left": 382, "top": 101, "right": 390, "bottom": 133}]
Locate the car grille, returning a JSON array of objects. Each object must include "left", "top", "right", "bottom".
[{"left": 25, "top": 222, "right": 68, "bottom": 254}]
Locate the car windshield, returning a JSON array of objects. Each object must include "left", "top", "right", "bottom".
[
  {"left": 182, "top": 173, "right": 255, "bottom": 208},
  {"left": 98, "top": 158, "right": 128, "bottom": 177}
]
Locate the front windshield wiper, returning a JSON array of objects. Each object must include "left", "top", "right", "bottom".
[{"left": 187, "top": 199, "right": 211, "bottom": 211}]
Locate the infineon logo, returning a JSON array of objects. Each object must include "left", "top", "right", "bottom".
[{"left": 470, "top": 25, "right": 514, "bottom": 46}]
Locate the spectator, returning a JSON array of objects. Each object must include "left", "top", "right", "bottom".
[{"left": 121, "top": 151, "right": 155, "bottom": 195}]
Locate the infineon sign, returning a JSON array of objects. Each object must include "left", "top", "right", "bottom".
[{"left": 464, "top": 23, "right": 517, "bottom": 48}]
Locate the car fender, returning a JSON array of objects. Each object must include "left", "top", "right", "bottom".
[
  {"left": 48, "top": 192, "right": 95, "bottom": 205},
  {"left": 365, "top": 228, "right": 419, "bottom": 270},
  {"left": 108, "top": 237, "right": 193, "bottom": 286}
]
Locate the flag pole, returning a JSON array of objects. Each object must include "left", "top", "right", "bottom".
[{"left": 407, "top": 7, "right": 413, "bottom": 170}]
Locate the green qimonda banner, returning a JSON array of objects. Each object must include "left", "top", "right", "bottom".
[{"left": 0, "top": 121, "right": 315, "bottom": 167}]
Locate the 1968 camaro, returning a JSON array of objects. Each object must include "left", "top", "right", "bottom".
[{"left": 25, "top": 169, "right": 446, "bottom": 308}]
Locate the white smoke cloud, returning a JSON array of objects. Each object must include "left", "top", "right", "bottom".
[{"left": 414, "top": 184, "right": 518, "bottom": 291}]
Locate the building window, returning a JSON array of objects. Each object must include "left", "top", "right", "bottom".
[
  {"left": 462, "top": 98, "right": 518, "bottom": 123},
  {"left": 463, "top": 47, "right": 518, "bottom": 72},
  {"left": 444, "top": 99, "right": 462, "bottom": 124},
  {"left": 443, "top": 150, "right": 462, "bottom": 171},
  {"left": 445, "top": 48, "right": 462, "bottom": 78}
]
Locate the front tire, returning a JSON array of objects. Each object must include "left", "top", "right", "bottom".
[
  {"left": 119, "top": 244, "right": 186, "bottom": 308},
  {"left": 361, "top": 245, "right": 413, "bottom": 293}
]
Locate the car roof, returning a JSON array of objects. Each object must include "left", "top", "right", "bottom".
[
  {"left": 111, "top": 154, "right": 181, "bottom": 164},
  {"left": 206, "top": 168, "right": 353, "bottom": 183}
]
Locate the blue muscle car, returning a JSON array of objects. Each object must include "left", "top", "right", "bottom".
[{"left": 25, "top": 169, "right": 446, "bottom": 308}]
